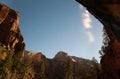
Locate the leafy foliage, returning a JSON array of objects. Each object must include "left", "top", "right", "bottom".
[
  {"left": 0, "top": 45, "right": 34, "bottom": 79},
  {"left": 0, "top": 45, "right": 101, "bottom": 79}
]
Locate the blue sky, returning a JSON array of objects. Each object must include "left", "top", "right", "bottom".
[{"left": 1, "top": 0, "right": 103, "bottom": 61}]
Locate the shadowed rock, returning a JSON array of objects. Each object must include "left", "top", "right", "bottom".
[
  {"left": 0, "top": 3, "right": 25, "bottom": 55},
  {"left": 76, "top": 0, "right": 120, "bottom": 42},
  {"left": 76, "top": 0, "right": 120, "bottom": 79}
]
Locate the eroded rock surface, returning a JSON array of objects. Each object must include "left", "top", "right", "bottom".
[
  {"left": 0, "top": 3, "right": 25, "bottom": 53},
  {"left": 24, "top": 51, "right": 100, "bottom": 79}
]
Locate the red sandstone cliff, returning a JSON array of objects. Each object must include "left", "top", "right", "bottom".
[{"left": 0, "top": 3, "right": 25, "bottom": 55}]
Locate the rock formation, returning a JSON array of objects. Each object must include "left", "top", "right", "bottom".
[
  {"left": 54, "top": 51, "right": 68, "bottom": 61},
  {"left": 24, "top": 51, "right": 100, "bottom": 79},
  {"left": 0, "top": 3, "right": 25, "bottom": 54},
  {"left": 76, "top": 0, "right": 120, "bottom": 79}
]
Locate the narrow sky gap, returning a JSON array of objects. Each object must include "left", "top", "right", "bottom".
[{"left": 80, "top": 5, "right": 95, "bottom": 43}]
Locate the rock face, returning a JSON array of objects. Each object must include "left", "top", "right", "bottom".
[
  {"left": 76, "top": 0, "right": 120, "bottom": 79},
  {"left": 0, "top": 3, "right": 25, "bottom": 54},
  {"left": 100, "top": 26, "right": 120, "bottom": 79},
  {"left": 25, "top": 51, "right": 100, "bottom": 79},
  {"left": 54, "top": 51, "right": 68, "bottom": 61}
]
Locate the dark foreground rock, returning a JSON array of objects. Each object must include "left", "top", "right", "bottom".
[{"left": 76, "top": 0, "right": 120, "bottom": 79}]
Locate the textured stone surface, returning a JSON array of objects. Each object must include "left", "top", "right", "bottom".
[
  {"left": 54, "top": 51, "right": 68, "bottom": 61},
  {"left": 0, "top": 3, "right": 25, "bottom": 54},
  {"left": 100, "top": 27, "right": 120, "bottom": 79},
  {"left": 24, "top": 51, "right": 100, "bottom": 79}
]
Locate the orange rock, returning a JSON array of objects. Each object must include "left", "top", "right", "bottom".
[
  {"left": 0, "top": 3, "right": 25, "bottom": 54},
  {"left": 0, "top": 52, "right": 7, "bottom": 60}
]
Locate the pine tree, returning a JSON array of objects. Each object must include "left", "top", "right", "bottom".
[
  {"left": 64, "top": 58, "right": 73, "bottom": 79},
  {"left": 35, "top": 62, "right": 45, "bottom": 79},
  {"left": 0, "top": 46, "right": 13, "bottom": 79}
]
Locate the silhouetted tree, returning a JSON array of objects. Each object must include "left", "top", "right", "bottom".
[
  {"left": 35, "top": 62, "right": 45, "bottom": 79},
  {"left": 64, "top": 58, "right": 73, "bottom": 79}
]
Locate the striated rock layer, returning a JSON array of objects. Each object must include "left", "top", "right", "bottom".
[
  {"left": 0, "top": 3, "right": 25, "bottom": 54},
  {"left": 76, "top": 0, "right": 120, "bottom": 79}
]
